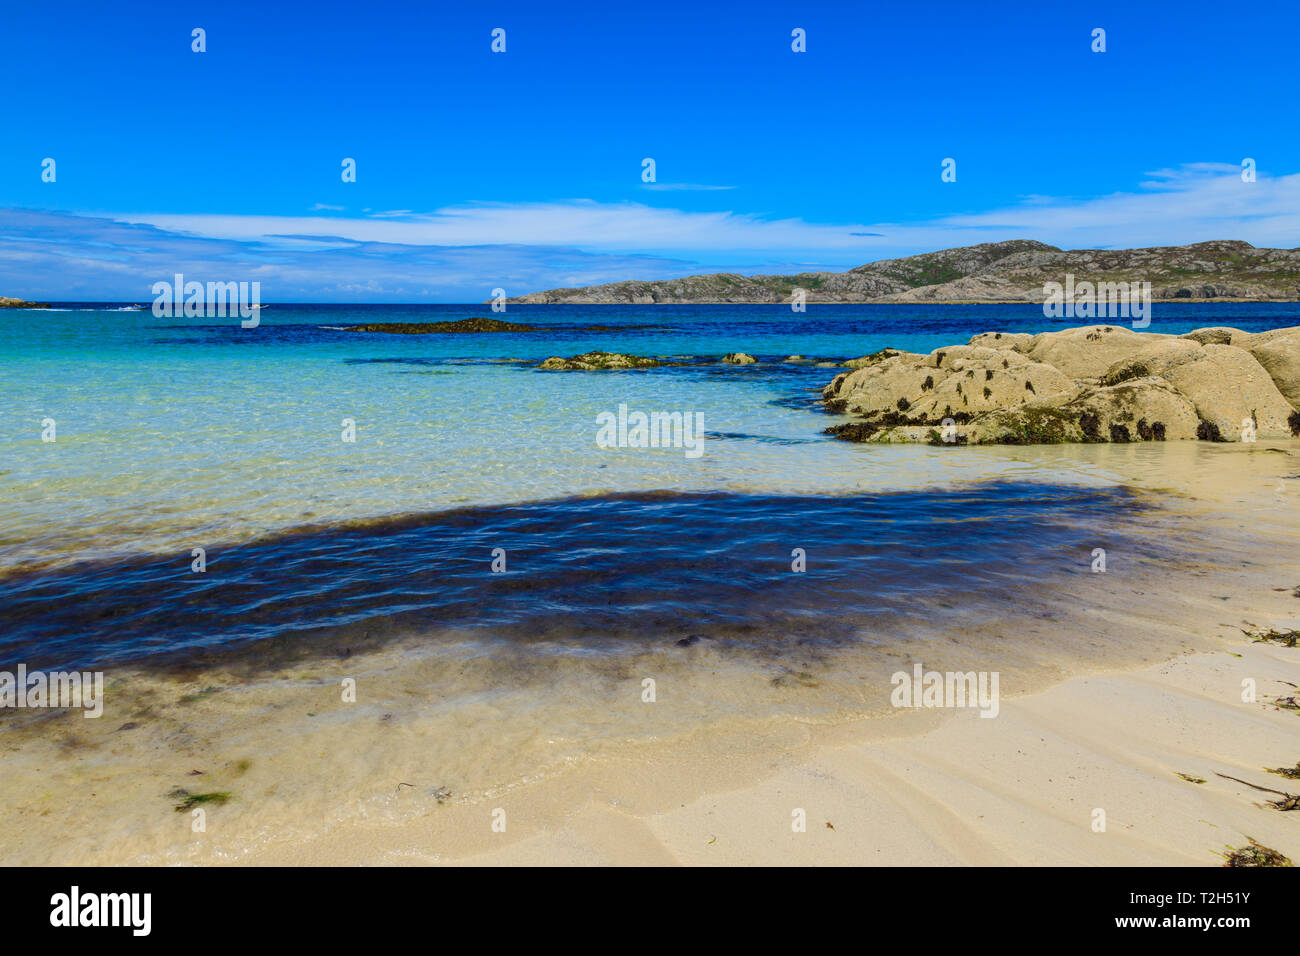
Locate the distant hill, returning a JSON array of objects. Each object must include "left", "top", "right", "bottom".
[{"left": 507, "top": 240, "right": 1300, "bottom": 304}]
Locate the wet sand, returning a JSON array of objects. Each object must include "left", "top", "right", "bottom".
[{"left": 249, "top": 639, "right": 1299, "bottom": 866}]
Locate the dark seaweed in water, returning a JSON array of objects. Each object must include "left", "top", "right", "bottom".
[
  {"left": 0, "top": 483, "right": 1158, "bottom": 673},
  {"left": 1197, "top": 418, "right": 1227, "bottom": 442}
]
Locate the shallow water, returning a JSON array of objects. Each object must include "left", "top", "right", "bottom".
[
  {"left": 3, "top": 302, "right": 1297, "bottom": 582},
  {"left": 5, "top": 301, "right": 1296, "bottom": 664}
]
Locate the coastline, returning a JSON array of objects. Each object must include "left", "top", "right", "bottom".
[
  {"left": 500, "top": 298, "right": 1300, "bottom": 306},
  {"left": 2, "top": 440, "right": 1296, "bottom": 866},
  {"left": 243, "top": 640, "right": 1300, "bottom": 866},
  {"left": 3, "top": 306, "right": 1298, "bottom": 867},
  {"left": 9, "top": 0, "right": 1300, "bottom": 891},
  {"left": 7, "top": 297, "right": 1300, "bottom": 308}
]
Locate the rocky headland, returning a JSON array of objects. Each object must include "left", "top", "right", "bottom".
[{"left": 508, "top": 240, "right": 1300, "bottom": 305}]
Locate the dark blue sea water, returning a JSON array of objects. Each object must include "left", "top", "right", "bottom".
[
  {"left": 0, "top": 482, "right": 1161, "bottom": 671},
  {"left": 13, "top": 301, "right": 1300, "bottom": 361}
]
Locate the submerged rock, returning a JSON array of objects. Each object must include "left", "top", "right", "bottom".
[
  {"left": 537, "top": 351, "right": 663, "bottom": 370},
  {"left": 823, "top": 322, "right": 1300, "bottom": 445},
  {"left": 348, "top": 317, "right": 535, "bottom": 333}
]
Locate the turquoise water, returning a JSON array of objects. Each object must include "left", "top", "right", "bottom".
[{"left": 1, "top": 302, "right": 1296, "bottom": 667}]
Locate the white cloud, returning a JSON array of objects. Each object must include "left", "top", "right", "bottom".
[
  {"left": 115, "top": 164, "right": 1300, "bottom": 264},
  {"left": 0, "top": 209, "right": 704, "bottom": 301},
  {"left": 119, "top": 201, "right": 864, "bottom": 256},
  {"left": 640, "top": 183, "right": 736, "bottom": 192}
]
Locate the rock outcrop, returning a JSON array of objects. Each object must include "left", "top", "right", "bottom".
[
  {"left": 1160, "top": 344, "right": 1296, "bottom": 440},
  {"left": 1020, "top": 325, "right": 1165, "bottom": 378},
  {"left": 1245, "top": 332, "right": 1300, "bottom": 408},
  {"left": 348, "top": 318, "right": 535, "bottom": 333},
  {"left": 1100, "top": 338, "right": 1205, "bottom": 385},
  {"left": 537, "top": 351, "right": 663, "bottom": 370},
  {"left": 823, "top": 324, "right": 1300, "bottom": 445}
]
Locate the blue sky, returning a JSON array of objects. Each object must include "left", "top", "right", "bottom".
[{"left": 1, "top": 0, "right": 1297, "bottom": 301}]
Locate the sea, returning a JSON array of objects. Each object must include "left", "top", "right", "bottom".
[{"left": 2, "top": 301, "right": 1297, "bottom": 671}]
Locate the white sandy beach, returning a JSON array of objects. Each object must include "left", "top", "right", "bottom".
[
  {"left": 232, "top": 636, "right": 1297, "bottom": 866},
  {"left": 1, "top": 442, "right": 1295, "bottom": 868}
]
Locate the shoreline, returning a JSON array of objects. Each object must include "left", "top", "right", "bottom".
[
  {"left": 238, "top": 639, "right": 1299, "bottom": 866},
  {"left": 9, "top": 298, "right": 1300, "bottom": 308},
  {"left": 2, "top": 442, "right": 1296, "bottom": 865},
  {"left": 2, "top": 309, "right": 1297, "bottom": 866},
  {"left": 505, "top": 298, "right": 1300, "bottom": 306}
]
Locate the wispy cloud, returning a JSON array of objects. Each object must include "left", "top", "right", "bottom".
[
  {"left": 119, "top": 164, "right": 1300, "bottom": 257},
  {"left": 640, "top": 183, "right": 736, "bottom": 192},
  {"left": 117, "top": 201, "right": 866, "bottom": 257},
  {"left": 2, "top": 164, "right": 1295, "bottom": 301},
  {"left": 0, "top": 209, "right": 703, "bottom": 301}
]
